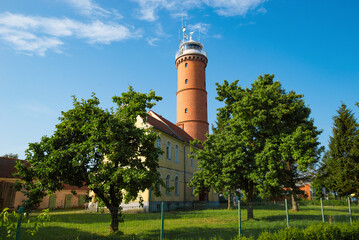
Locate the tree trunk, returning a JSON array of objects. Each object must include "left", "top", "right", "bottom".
[
  {"left": 110, "top": 207, "right": 119, "bottom": 232},
  {"left": 227, "top": 194, "right": 232, "bottom": 210},
  {"left": 291, "top": 193, "right": 299, "bottom": 212},
  {"left": 246, "top": 185, "right": 254, "bottom": 220}
]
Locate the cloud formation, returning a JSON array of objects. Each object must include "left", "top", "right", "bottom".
[
  {"left": 131, "top": 0, "right": 267, "bottom": 21},
  {"left": 0, "top": 12, "right": 141, "bottom": 56},
  {"left": 65, "top": 0, "right": 122, "bottom": 18}
]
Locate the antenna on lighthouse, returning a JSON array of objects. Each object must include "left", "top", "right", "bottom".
[
  {"left": 183, "top": 26, "right": 188, "bottom": 41},
  {"left": 189, "top": 31, "right": 194, "bottom": 41}
]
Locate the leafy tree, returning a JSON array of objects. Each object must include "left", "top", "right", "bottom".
[
  {"left": 1, "top": 153, "right": 19, "bottom": 159},
  {"left": 0, "top": 208, "right": 50, "bottom": 239},
  {"left": 190, "top": 74, "right": 322, "bottom": 219},
  {"left": 315, "top": 103, "right": 359, "bottom": 197},
  {"left": 14, "top": 87, "right": 163, "bottom": 232}
]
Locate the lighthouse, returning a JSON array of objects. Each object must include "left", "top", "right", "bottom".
[{"left": 175, "top": 27, "right": 208, "bottom": 142}]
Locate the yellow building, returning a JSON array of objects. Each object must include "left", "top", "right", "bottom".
[{"left": 129, "top": 111, "right": 218, "bottom": 212}]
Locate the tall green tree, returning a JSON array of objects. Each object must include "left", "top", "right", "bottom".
[
  {"left": 14, "top": 87, "right": 163, "bottom": 232},
  {"left": 190, "top": 74, "right": 322, "bottom": 219},
  {"left": 315, "top": 103, "right": 359, "bottom": 197}
]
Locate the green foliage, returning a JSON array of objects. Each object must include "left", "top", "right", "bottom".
[
  {"left": 257, "top": 231, "right": 276, "bottom": 240},
  {"left": 275, "top": 227, "right": 304, "bottom": 240},
  {"left": 14, "top": 86, "right": 163, "bottom": 232},
  {"left": 190, "top": 74, "right": 322, "bottom": 219},
  {"left": 1, "top": 153, "right": 19, "bottom": 159},
  {"left": 256, "top": 223, "right": 359, "bottom": 240},
  {"left": 299, "top": 199, "right": 349, "bottom": 206},
  {"left": 339, "top": 222, "right": 359, "bottom": 240},
  {"left": 0, "top": 208, "right": 50, "bottom": 239},
  {"left": 304, "top": 223, "right": 341, "bottom": 240},
  {"left": 315, "top": 103, "right": 359, "bottom": 197}
]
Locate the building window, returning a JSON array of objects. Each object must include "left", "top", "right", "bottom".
[
  {"left": 191, "top": 178, "right": 194, "bottom": 196},
  {"left": 175, "top": 176, "right": 179, "bottom": 195},
  {"left": 157, "top": 174, "right": 162, "bottom": 193},
  {"left": 166, "top": 174, "right": 171, "bottom": 195},
  {"left": 185, "top": 63, "right": 188, "bottom": 67},
  {"left": 175, "top": 145, "right": 179, "bottom": 163},
  {"left": 185, "top": 79, "right": 188, "bottom": 84},
  {"left": 190, "top": 158, "right": 194, "bottom": 168},
  {"left": 166, "top": 141, "right": 171, "bottom": 160},
  {"left": 185, "top": 108, "right": 188, "bottom": 113},
  {"left": 157, "top": 138, "right": 162, "bottom": 158}
]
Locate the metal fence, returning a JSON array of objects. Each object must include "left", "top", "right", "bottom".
[{"left": 1, "top": 198, "right": 358, "bottom": 240}]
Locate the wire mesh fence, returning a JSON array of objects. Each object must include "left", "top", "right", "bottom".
[{"left": 1, "top": 199, "right": 358, "bottom": 239}]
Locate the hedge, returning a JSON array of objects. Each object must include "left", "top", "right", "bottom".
[{"left": 256, "top": 222, "right": 359, "bottom": 240}]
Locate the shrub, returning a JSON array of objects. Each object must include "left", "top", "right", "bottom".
[
  {"left": 304, "top": 223, "right": 341, "bottom": 240},
  {"left": 275, "top": 227, "right": 305, "bottom": 240},
  {"left": 257, "top": 231, "right": 276, "bottom": 240},
  {"left": 338, "top": 222, "right": 359, "bottom": 240}
]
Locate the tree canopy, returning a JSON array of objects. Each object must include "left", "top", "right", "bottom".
[
  {"left": 190, "top": 74, "right": 322, "bottom": 219},
  {"left": 1, "top": 153, "right": 19, "bottom": 159},
  {"left": 315, "top": 103, "right": 359, "bottom": 197},
  {"left": 14, "top": 87, "right": 163, "bottom": 232}
]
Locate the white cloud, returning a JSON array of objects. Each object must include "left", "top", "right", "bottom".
[
  {"left": 204, "top": 0, "right": 268, "bottom": 16},
  {"left": 0, "top": 12, "right": 141, "bottom": 55},
  {"left": 257, "top": 7, "right": 267, "bottom": 14},
  {"left": 131, "top": 0, "right": 201, "bottom": 21},
  {"left": 146, "top": 37, "right": 160, "bottom": 46},
  {"left": 65, "top": 0, "right": 122, "bottom": 19},
  {"left": 188, "top": 23, "right": 210, "bottom": 35},
  {"left": 131, "top": 0, "right": 268, "bottom": 21}
]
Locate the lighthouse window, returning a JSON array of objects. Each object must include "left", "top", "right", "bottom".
[
  {"left": 185, "top": 63, "right": 188, "bottom": 67},
  {"left": 185, "top": 108, "right": 188, "bottom": 113},
  {"left": 185, "top": 79, "right": 188, "bottom": 84}
]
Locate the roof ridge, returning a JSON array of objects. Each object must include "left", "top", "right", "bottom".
[{"left": 148, "top": 111, "right": 184, "bottom": 141}]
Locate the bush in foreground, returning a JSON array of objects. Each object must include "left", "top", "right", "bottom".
[{"left": 257, "top": 222, "right": 359, "bottom": 240}]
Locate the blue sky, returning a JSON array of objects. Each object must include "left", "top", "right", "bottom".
[{"left": 0, "top": 0, "right": 358, "bottom": 159}]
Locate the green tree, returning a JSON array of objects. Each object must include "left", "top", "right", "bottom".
[
  {"left": 14, "top": 87, "right": 163, "bottom": 232},
  {"left": 316, "top": 103, "right": 359, "bottom": 197},
  {"left": 1, "top": 153, "right": 19, "bottom": 159},
  {"left": 190, "top": 74, "right": 322, "bottom": 219}
]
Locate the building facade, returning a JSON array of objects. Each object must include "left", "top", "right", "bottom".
[{"left": 0, "top": 157, "right": 88, "bottom": 210}]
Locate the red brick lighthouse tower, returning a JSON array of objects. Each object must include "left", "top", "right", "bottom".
[{"left": 175, "top": 27, "right": 208, "bottom": 142}]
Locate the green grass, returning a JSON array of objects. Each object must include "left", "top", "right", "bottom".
[{"left": 8, "top": 204, "right": 359, "bottom": 240}]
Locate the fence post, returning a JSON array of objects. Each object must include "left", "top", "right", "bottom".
[
  {"left": 15, "top": 206, "right": 23, "bottom": 240},
  {"left": 285, "top": 199, "right": 289, "bottom": 228},
  {"left": 160, "top": 202, "right": 164, "bottom": 240},
  {"left": 348, "top": 197, "right": 352, "bottom": 226},
  {"left": 238, "top": 197, "right": 241, "bottom": 238},
  {"left": 320, "top": 198, "right": 325, "bottom": 223}
]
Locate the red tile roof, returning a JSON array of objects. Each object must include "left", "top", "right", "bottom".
[
  {"left": 0, "top": 157, "right": 88, "bottom": 191},
  {"left": 0, "top": 157, "right": 22, "bottom": 179},
  {"left": 147, "top": 110, "right": 194, "bottom": 143}
]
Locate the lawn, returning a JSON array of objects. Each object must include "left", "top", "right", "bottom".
[{"left": 9, "top": 203, "right": 359, "bottom": 240}]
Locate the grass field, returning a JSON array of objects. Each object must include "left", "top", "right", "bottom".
[{"left": 9, "top": 203, "right": 359, "bottom": 240}]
